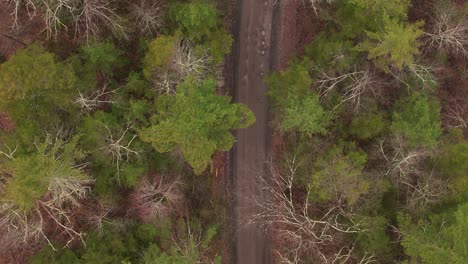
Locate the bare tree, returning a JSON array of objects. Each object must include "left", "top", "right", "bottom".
[
  {"left": 75, "top": 0, "right": 126, "bottom": 41},
  {"left": 6, "top": 0, "right": 37, "bottom": 29},
  {"left": 7, "top": 0, "right": 126, "bottom": 40},
  {"left": 379, "top": 136, "right": 431, "bottom": 182},
  {"left": 317, "top": 67, "right": 377, "bottom": 112},
  {"left": 424, "top": 0, "right": 468, "bottom": 57},
  {"left": 130, "top": 173, "right": 184, "bottom": 222},
  {"left": 42, "top": 0, "right": 76, "bottom": 38},
  {"left": 98, "top": 122, "right": 139, "bottom": 183},
  {"left": 153, "top": 40, "right": 210, "bottom": 95},
  {"left": 247, "top": 155, "right": 363, "bottom": 263},
  {"left": 128, "top": 0, "right": 165, "bottom": 37},
  {"left": 74, "top": 84, "right": 116, "bottom": 113},
  {"left": 443, "top": 99, "right": 468, "bottom": 129},
  {"left": 173, "top": 40, "right": 210, "bottom": 81},
  {"left": 379, "top": 136, "right": 448, "bottom": 209},
  {"left": 85, "top": 201, "right": 112, "bottom": 236},
  {"left": 401, "top": 171, "right": 448, "bottom": 210},
  {"left": 0, "top": 137, "right": 93, "bottom": 249}
]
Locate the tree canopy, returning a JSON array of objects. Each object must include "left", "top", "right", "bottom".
[
  {"left": 0, "top": 44, "right": 76, "bottom": 107},
  {"left": 391, "top": 93, "right": 441, "bottom": 147},
  {"left": 139, "top": 77, "right": 254, "bottom": 174}
]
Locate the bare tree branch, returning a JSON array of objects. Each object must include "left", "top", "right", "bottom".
[
  {"left": 424, "top": 0, "right": 468, "bottom": 57},
  {"left": 246, "top": 154, "right": 363, "bottom": 263},
  {"left": 128, "top": 0, "right": 165, "bottom": 37},
  {"left": 316, "top": 67, "right": 377, "bottom": 112},
  {"left": 74, "top": 84, "right": 116, "bottom": 113}
]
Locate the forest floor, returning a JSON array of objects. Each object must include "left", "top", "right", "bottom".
[{"left": 0, "top": 2, "right": 43, "bottom": 60}]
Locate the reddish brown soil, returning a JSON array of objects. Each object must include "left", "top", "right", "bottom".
[
  {"left": 270, "top": 1, "right": 323, "bottom": 263},
  {"left": 212, "top": 151, "right": 228, "bottom": 199},
  {"left": 0, "top": 2, "right": 44, "bottom": 59},
  {"left": 0, "top": 112, "right": 15, "bottom": 133},
  {"left": 276, "top": 1, "right": 323, "bottom": 70}
]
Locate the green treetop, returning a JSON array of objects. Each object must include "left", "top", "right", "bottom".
[
  {"left": 309, "top": 143, "right": 369, "bottom": 206},
  {"left": 139, "top": 77, "right": 254, "bottom": 174},
  {"left": 143, "top": 35, "right": 178, "bottom": 79},
  {"left": 0, "top": 136, "right": 88, "bottom": 212},
  {"left": 356, "top": 19, "right": 423, "bottom": 71},
  {"left": 0, "top": 44, "right": 76, "bottom": 108},
  {"left": 169, "top": 1, "right": 219, "bottom": 40},
  {"left": 399, "top": 203, "right": 468, "bottom": 264},
  {"left": 335, "top": 0, "right": 411, "bottom": 38},
  {"left": 268, "top": 61, "right": 329, "bottom": 135},
  {"left": 391, "top": 93, "right": 441, "bottom": 147}
]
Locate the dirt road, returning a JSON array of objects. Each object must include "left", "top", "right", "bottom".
[{"left": 231, "top": 0, "right": 279, "bottom": 263}]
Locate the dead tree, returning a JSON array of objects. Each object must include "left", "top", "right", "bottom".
[
  {"left": 247, "top": 155, "right": 363, "bottom": 263},
  {"left": 424, "top": 0, "right": 468, "bottom": 57},
  {"left": 317, "top": 67, "right": 376, "bottom": 112},
  {"left": 75, "top": 0, "right": 126, "bottom": 41},
  {"left": 99, "top": 122, "right": 139, "bottom": 183},
  {"left": 0, "top": 137, "right": 93, "bottom": 249},
  {"left": 153, "top": 40, "right": 210, "bottom": 95},
  {"left": 41, "top": 0, "right": 76, "bottom": 38},
  {"left": 443, "top": 99, "right": 468, "bottom": 129},
  {"left": 379, "top": 136, "right": 431, "bottom": 182},
  {"left": 379, "top": 136, "right": 448, "bottom": 209},
  {"left": 130, "top": 173, "right": 184, "bottom": 222},
  {"left": 128, "top": 0, "right": 165, "bottom": 36},
  {"left": 74, "top": 84, "right": 116, "bottom": 113},
  {"left": 400, "top": 171, "right": 448, "bottom": 210},
  {"left": 7, "top": 0, "right": 126, "bottom": 40},
  {"left": 7, "top": 0, "right": 37, "bottom": 29}
]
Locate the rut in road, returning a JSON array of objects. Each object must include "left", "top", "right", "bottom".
[{"left": 230, "top": 0, "right": 280, "bottom": 263}]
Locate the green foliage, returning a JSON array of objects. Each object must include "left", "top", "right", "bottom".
[
  {"left": 436, "top": 141, "right": 468, "bottom": 179},
  {"left": 30, "top": 220, "right": 220, "bottom": 264},
  {"left": 355, "top": 215, "right": 392, "bottom": 258},
  {"left": 335, "top": 0, "right": 410, "bottom": 38},
  {"left": 356, "top": 20, "right": 423, "bottom": 70},
  {"left": 78, "top": 111, "right": 118, "bottom": 163},
  {"left": 140, "top": 78, "right": 255, "bottom": 174},
  {"left": 391, "top": 93, "right": 441, "bottom": 147},
  {"left": 80, "top": 225, "right": 150, "bottom": 263},
  {"left": 78, "top": 111, "right": 144, "bottom": 193},
  {"left": 143, "top": 35, "right": 177, "bottom": 79},
  {"left": 80, "top": 41, "right": 125, "bottom": 74},
  {"left": 305, "top": 34, "right": 359, "bottom": 73},
  {"left": 169, "top": 1, "right": 219, "bottom": 40},
  {"left": 349, "top": 0, "right": 409, "bottom": 21},
  {"left": 205, "top": 29, "right": 233, "bottom": 64},
  {"left": 0, "top": 44, "right": 76, "bottom": 107},
  {"left": 309, "top": 143, "right": 369, "bottom": 205},
  {"left": 159, "top": 220, "right": 220, "bottom": 264},
  {"left": 399, "top": 203, "right": 468, "bottom": 264},
  {"left": 30, "top": 247, "right": 80, "bottom": 264},
  {"left": 123, "top": 72, "right": 154, "bottom": 99},
  {"left": 435, "top": 141, "right": 468, "bottom": 199},
  {"left": 0, "top": 136, "right": 87, "bottom": 212},
  {"left": 281, "top": 94, "right": 329, "bottom": 135},
  {"left": 268, "top": 61, "right": 329, "bottom": 135},
  {"left": 349, "top": 111, "right": 387, "bottom": 140},
  {"left": 119, "top": 162, "right": 146, "bottom": 187}
]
